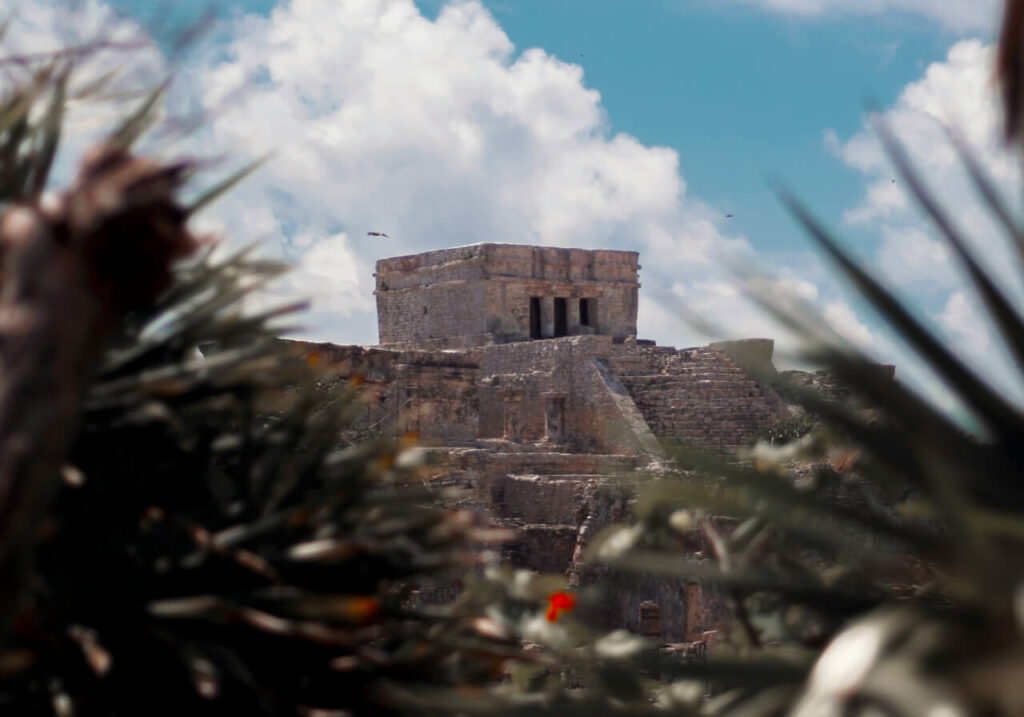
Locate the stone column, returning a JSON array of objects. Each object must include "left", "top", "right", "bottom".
[
  {"left": 638, "top": 600, "right": 662, "bottom": 640},
  {"left": 500, "top": 389, "right": 522, "bottom": 441},
  {"left": 398, "top": 385, "right": 420, "bottom": 436},
  {"left": 542, "top": 391, "right": 567, "bottom": 444},
  {"left": 685, "top": 584, "right": 707, "bottom": 642}
]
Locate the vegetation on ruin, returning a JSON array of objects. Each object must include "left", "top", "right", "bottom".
[{"left": 751, "top": 413, "right": 816, "bottom": 447}]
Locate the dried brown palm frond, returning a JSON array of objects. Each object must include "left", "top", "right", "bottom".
[
  {"left": 0, "top": 42, "right": 546, "bottom": 717},
  {"left": 999, "top": 0, "right": 1024, "bottom": 143}
]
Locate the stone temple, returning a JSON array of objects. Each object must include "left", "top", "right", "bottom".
[
  {"left": 375, "top": 243, "right": 641, "bottom": 348},
  {"left": 291, "top": 243, "right": 792, "bottom": 642}
]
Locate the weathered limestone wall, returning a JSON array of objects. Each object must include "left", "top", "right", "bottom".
[
  {"left": 375, "top": 244, "right": 639, "bottom": 347},
  {"left": 477, "top": 336, "right": 659, "bottom": 455},
  {"left": 286, "top": 341, "right": 482, "bottom": 445},
  {"left": 288, "top": 336, "right": 784, "bottom": 454},
  {"left": 376, "top": 280, "right": 490, "bottom": 348},
  {"left": 374, "top": 243, "right": 638, "bottom": 288},
  {"left": 287, "top": 333, "right": 782, "bottom": 644},
  {"left": 477, "top": 339, "right": 559, "bottom": 442}
]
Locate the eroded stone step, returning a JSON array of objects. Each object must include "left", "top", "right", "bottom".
[
  {"left": 499, "top": 523, "right": 580, "bottom": 574},
  {"left": 491, "top": 473, "right": 627, "bottom": 524}
]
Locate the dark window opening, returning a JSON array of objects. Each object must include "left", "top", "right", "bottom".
[
  {"left": 423, "top": 305, "right": 428, "bottom": 315},
  {"left": 579, "top": 298, "right": 591, "bottom": 326},
  {"left": 554, "top": 297, "right": 568, "bottom": 337},
  {"left": 529, "top": 297, "right": 542, "bottom": 339}
]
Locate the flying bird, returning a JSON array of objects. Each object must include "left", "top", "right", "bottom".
[
  {"left": 367, "top": 232, "right": 389, "bottom": 238},
  {"left": 725, "top": 214, "right": 734, "bottom": 218}
]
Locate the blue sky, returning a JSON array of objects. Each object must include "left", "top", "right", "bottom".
[
  {"left": 424, "top": 0, "right": 960, "bottom": 250},
  {"left": 16, "top": 0, "right": 1023, "bottom": 405},
  {"left": 108, "top": 0, "right": 973, "bottom": 252}
]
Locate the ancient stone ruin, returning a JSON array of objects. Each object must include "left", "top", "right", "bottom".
[{"left": 291, "top": 243, "right": 792, "bottom": 642}]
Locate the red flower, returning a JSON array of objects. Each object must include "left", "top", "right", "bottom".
[{"left": 545, "top": 591, "right": 576, "bottom": 622}]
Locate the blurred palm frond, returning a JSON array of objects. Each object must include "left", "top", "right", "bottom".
[{"left": 587, "top": 30, "right": 1024, "bottom": 715}]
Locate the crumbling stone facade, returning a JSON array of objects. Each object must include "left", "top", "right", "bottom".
[
  {"left": 292, "top": 243, "right": 793, "bottom": 644},
  {"left": 376, "top": 244, "right": 640, "bottom": 348}
]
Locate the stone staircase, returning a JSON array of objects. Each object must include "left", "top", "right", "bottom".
[{"left": 611, "top": 345, "right": 784, "bottom": 453}]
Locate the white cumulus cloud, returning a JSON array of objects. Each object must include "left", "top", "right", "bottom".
[
  {"left": 832, "top": 39, "right": 1022, "bottom": 296},
  {"left": 1, "top": 0, "right": 166, "bottom": 182},
  {"left": 182, "top": 0, "right": 800, "bottom": 346},
  {"left": 11, "top": 0, "right": 869, "bottom": 361},
  {"left": 874, "top": 225, "right": 953, "bottom": 290},
  {"left": 822, "top": 302, "right": 875, "bottom": 350},
  {"left": 722, "top": 0, "right": 999, "bottom": 33},
  {"left": 829, "top": 38, "right": 1024, "bottom": 406},
  {"left": 939, "top": 290, "right": 990, "bottom": 351}
]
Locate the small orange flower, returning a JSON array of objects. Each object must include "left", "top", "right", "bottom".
[{"left": 545, "top": 591, "right": 575, "bottom": 622}]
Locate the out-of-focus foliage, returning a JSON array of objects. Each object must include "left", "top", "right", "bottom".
[
  {"left": 13, "top": 3, "right": 1024, "bottom": 715},
  {"left": 0, "top": 37, "right": 529, "bottom": 717},
  {"left": 0, "top": 30, "right": 687, "bottom": 717},
  {"left": 999, "top": 0, "right": 1024, "bottom": 143},
  {"left": 581, "top": 5, "right": 1024, "bottom": 712}
]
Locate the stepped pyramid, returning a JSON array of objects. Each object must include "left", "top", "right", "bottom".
[{"left": 289, "top": 243, "right": 789, "bottom": 642}]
